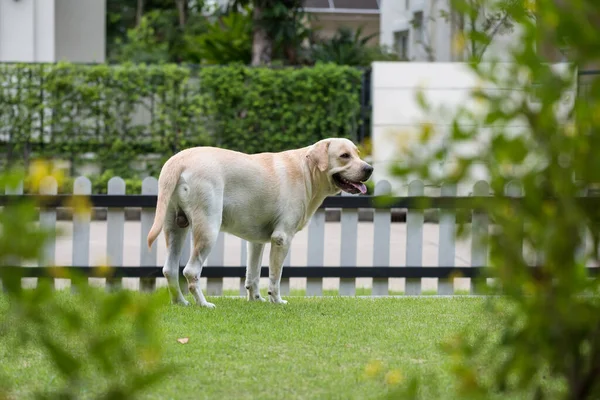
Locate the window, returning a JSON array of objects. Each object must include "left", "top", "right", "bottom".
[
  {"left": 412, "top": 11, "right": 424, "bottom": 43},
  {"left": 393, "top": 30, "right": 409, "bottom": 60}
]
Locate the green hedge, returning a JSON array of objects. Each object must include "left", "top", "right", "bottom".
[{"left": 0, "top": 62, "right": 364, "bottom": 178}]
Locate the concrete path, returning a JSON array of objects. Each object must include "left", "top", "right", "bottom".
[{"left": 30, "top": 221, "right": 476, "bottom": 293}]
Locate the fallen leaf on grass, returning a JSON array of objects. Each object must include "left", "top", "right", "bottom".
[{"left": 177, "top": 338, "right": 189, "bottom": 344}]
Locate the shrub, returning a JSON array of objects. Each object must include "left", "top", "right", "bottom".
[
  {"left": 387, "top": 0, "right": 600, "bottom": 398},
  {"left": 0, "top": 62, "right": 364, "bottom": 178}
]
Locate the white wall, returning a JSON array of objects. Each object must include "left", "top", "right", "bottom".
[
  {"left": 380, "top": 0, "right": 524, "bottom": 62},
  {"left": 55, "top": 0, "right": 105, "bottom": 63},
  {"left": 370, "top": 61, "right": 576, "bottom": 195},
  {"left": 0, "top": 0, "right": 105, "bottom": 63}
]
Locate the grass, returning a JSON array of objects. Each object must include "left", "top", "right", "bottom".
[
  {"left": 220, "top": 288, "right": 473, "bottom": 297},
  {"left": 0, "top": 289, "right": 505, "bottom": 400}
]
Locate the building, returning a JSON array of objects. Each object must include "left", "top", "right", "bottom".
[
  {"left": 380, "top": 0, "right": 522, "bottom": 62},
  {"left": 304, "top": 0, "right": 381, "bottom": 44},
  {"left": 0, "top": 0, "right": 105, "bottom": 63}
]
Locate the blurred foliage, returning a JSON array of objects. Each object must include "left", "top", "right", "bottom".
[
  {"left": 107, "top": 0, "right": 212, "bottom": 64},
  {"left": 184, "top": 8, "right": 253, "bottom": 65},
  {"left": 0, "top": 62, "right": 363, "bottom": 177},
  {"left": 107, "top": 0, "right": 396, "bottom": 67},
  {"left": 311, "top": 27, "right": 401, "bottom": 67},
  {"left": 383, "top": 0, "right": 600, "bottom": 398},
  {"left": 0, "top": 165, "right": 173, "bottom": 399}
]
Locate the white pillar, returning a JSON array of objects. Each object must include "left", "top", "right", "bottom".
[{"left": 0, "top": 0, "right": 105, "bottom": 63}]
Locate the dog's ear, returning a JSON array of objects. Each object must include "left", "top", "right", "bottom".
[{"left": 306, "top": 140, "right": 330, "bottom": 172}]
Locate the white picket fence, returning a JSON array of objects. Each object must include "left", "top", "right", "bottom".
[{"left": 1, "top": 175, "right": 536, "bottom": 297}]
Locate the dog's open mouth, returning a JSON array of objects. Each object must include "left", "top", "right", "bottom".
[{"left": 332, "top": 173, "right": 367, "bottom": 194}]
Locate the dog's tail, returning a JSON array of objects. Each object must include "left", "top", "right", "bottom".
[{"left": 147, "top": 158, "right": 183, "bottom": 250}]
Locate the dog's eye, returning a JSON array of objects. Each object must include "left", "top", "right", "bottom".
[{"left": 340, "top": 153, "right": 350, "bottom": 159}]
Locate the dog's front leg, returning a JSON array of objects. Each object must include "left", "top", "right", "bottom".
[{"left": 268, "top": 231, "right": 291, "bottom": 304}]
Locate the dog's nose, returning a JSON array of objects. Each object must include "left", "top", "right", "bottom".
[{"left": 363, "top": 164, "right": 373, "bottom": 179}]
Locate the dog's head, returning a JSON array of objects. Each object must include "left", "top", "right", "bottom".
[{"left": 306, "top": 138, "right": 373, "bottom": 195}]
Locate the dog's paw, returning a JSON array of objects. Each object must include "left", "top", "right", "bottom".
[
  {"left": 200, "top": 302, "right": 216, "bottom": 309},
  {"left": 173, "top": 298, "right": 190, "bottom": 306},
  {"left": 248, "top": 294, "right": 266, "bottom": 302},
  {"left": 269, "top": 295, "right": 288, "bottom": 305}
]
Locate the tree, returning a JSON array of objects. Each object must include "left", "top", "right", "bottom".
[
  {"left": 413, "top": 0, "right": 534, "bottom": 62},
  {"left": 227, "top": 0, "right": 310, "bottom": 66},
  {"left": 387, "top": 0, "right": 600, "bottom": 398},
  {"left": 310, "top": 26, "right": 401, "bottom": 67}
]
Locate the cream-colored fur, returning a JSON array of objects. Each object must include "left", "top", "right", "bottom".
[{"left": 147, "top": 138, "right": 373, "bottom": 308}]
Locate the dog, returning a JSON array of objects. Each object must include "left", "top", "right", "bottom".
[{"left": 147, "top": 138, "right": 373, "bottom": 308}]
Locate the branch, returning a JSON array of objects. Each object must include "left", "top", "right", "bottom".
[
  {"left": 136, "top": 0, "right": 144, "bottom": 27},
  {"left": 474, "top": 11, "right": 510, "bottom": 60}
]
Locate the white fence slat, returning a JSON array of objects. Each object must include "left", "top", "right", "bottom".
[
  {"left": 340, "top": 191, "right": 358, "bottom": 296},
  {"left": 3, "top": 180, "right": 24, "bottom": 291},
  {"left": 206, "top": 232, "right": 225, "bottom": 295},
  {"left": 405, "top": 180, "right": 424, "bottom": 295},
  {"left": 5, "top": 180, "right": 23, "bottom": 195},
  {"left": 438, "top": 183, "right": 456, "bottom": 295},
  {"left": 38, "top": 177, "right": 57, "bottom": 289},
  {"left": 471, "top": 180, "right": 490, "bottom": 294},
  {"left": 306, "top": 209, "right": 326, "bottom": 296},
  {"left": 140, "top": 177, "right": 158, "bottom": 292},
  {"left": 72, "top": 177, "right": 92, "bottom": 289},
  {"left": 239, "top": 239, "right": 247, "bottom": 296},
  {"left": 373, "top": 180, "right": 392, "bottom": 296},
  {"left": 106, "top": 177, "right": 125, "bottom": 291}
]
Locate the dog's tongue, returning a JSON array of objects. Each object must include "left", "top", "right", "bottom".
[{"left": 350, "top": 182, "right": 367, "bottom": 194}]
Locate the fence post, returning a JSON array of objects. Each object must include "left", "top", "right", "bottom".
[
  {"left": 39, "top": 176, "right": 57, "bottom": 289},
  {"left": 72, "top": 176, "right": 92, "bottom": 292},
  {"left": 373, "top": 180, "right": 392, "bottom": 296},
  {"left": 307, "top": 209, "right": 326, "bottom": 296},
  {"left": 406, "top": 180, "right": 424, "bottom": 295},
  {"left": 3, "top": 179, "right": 24, "bottom": 291},
  {"left": 438, "top": 182, "right": 457, "bottom": 295},
  {"left": 340, "top": 191, "right": 358, "bottom": 296},
  {"left": 471, "top": 180, "right": 490, "bottom": 294},
  {"left": 106, "top": 177, "right": 125, "bottom": 291},
  {"left": 140, "top": 177, "right": 158, "bottom": 292},
  {"left": 207, "top": 232, "right": 225, "bottom": 296}
]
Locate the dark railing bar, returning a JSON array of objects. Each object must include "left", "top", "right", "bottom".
[
  {"left": 2, "top": 194, "right": 600, "bottom": 210},
  {"left": 1, "top": 266, "right": 598, "bottom": 279}
]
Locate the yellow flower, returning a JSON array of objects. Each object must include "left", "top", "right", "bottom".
[
  {"left": 541, "top": 9, "right": 559, "bottom": 29},
  {"left": 65, "top": 195, "right": 92, "bottom": 218},
  {"left": 28, "top": 159, "right": 51, "bottom": 193},
  {"left": 419, "top": 122, "right": 434, "bottom": 143},
  {"left": 524, "top": 0, "right": 535, "bottom": 13},
  {"left": 452, "top": 32, "right": 466, "bottom": 57},
  {"left": 364, "top": 360, "right": 383, "bottom": 378},
  {"left": 28, "top": 159, "right": 66, "bottom": 194},
  {"left": 385, "top": 369, "right": 403, "bottom": 386},
  {"left": 94, "top": 258, "right": 114, "bottom": 278},
  {"left": 564, "top": 122, "right": 577, "bottom": 137}
]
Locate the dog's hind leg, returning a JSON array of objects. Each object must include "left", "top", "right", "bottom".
[
  {"left": 245, "top": 242, "right": 266, "bottom": 301},
  {"left": 162, "top": 208, "right": 189, "bottom": 305},
  {"left": 183, "top": 211, "right": 220, "bottom": 309}
]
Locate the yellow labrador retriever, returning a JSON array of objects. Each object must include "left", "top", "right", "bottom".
[{"left": 147, "top": 138, "right": 373, "bottom": 308}]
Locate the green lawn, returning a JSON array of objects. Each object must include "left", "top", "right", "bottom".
[{"left": 0, "top": 289, "right": 505, "bottom": 400}]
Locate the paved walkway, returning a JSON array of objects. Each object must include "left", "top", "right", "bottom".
[{"left": 34, "top": 221, "right": 476, "bottom": 293}]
